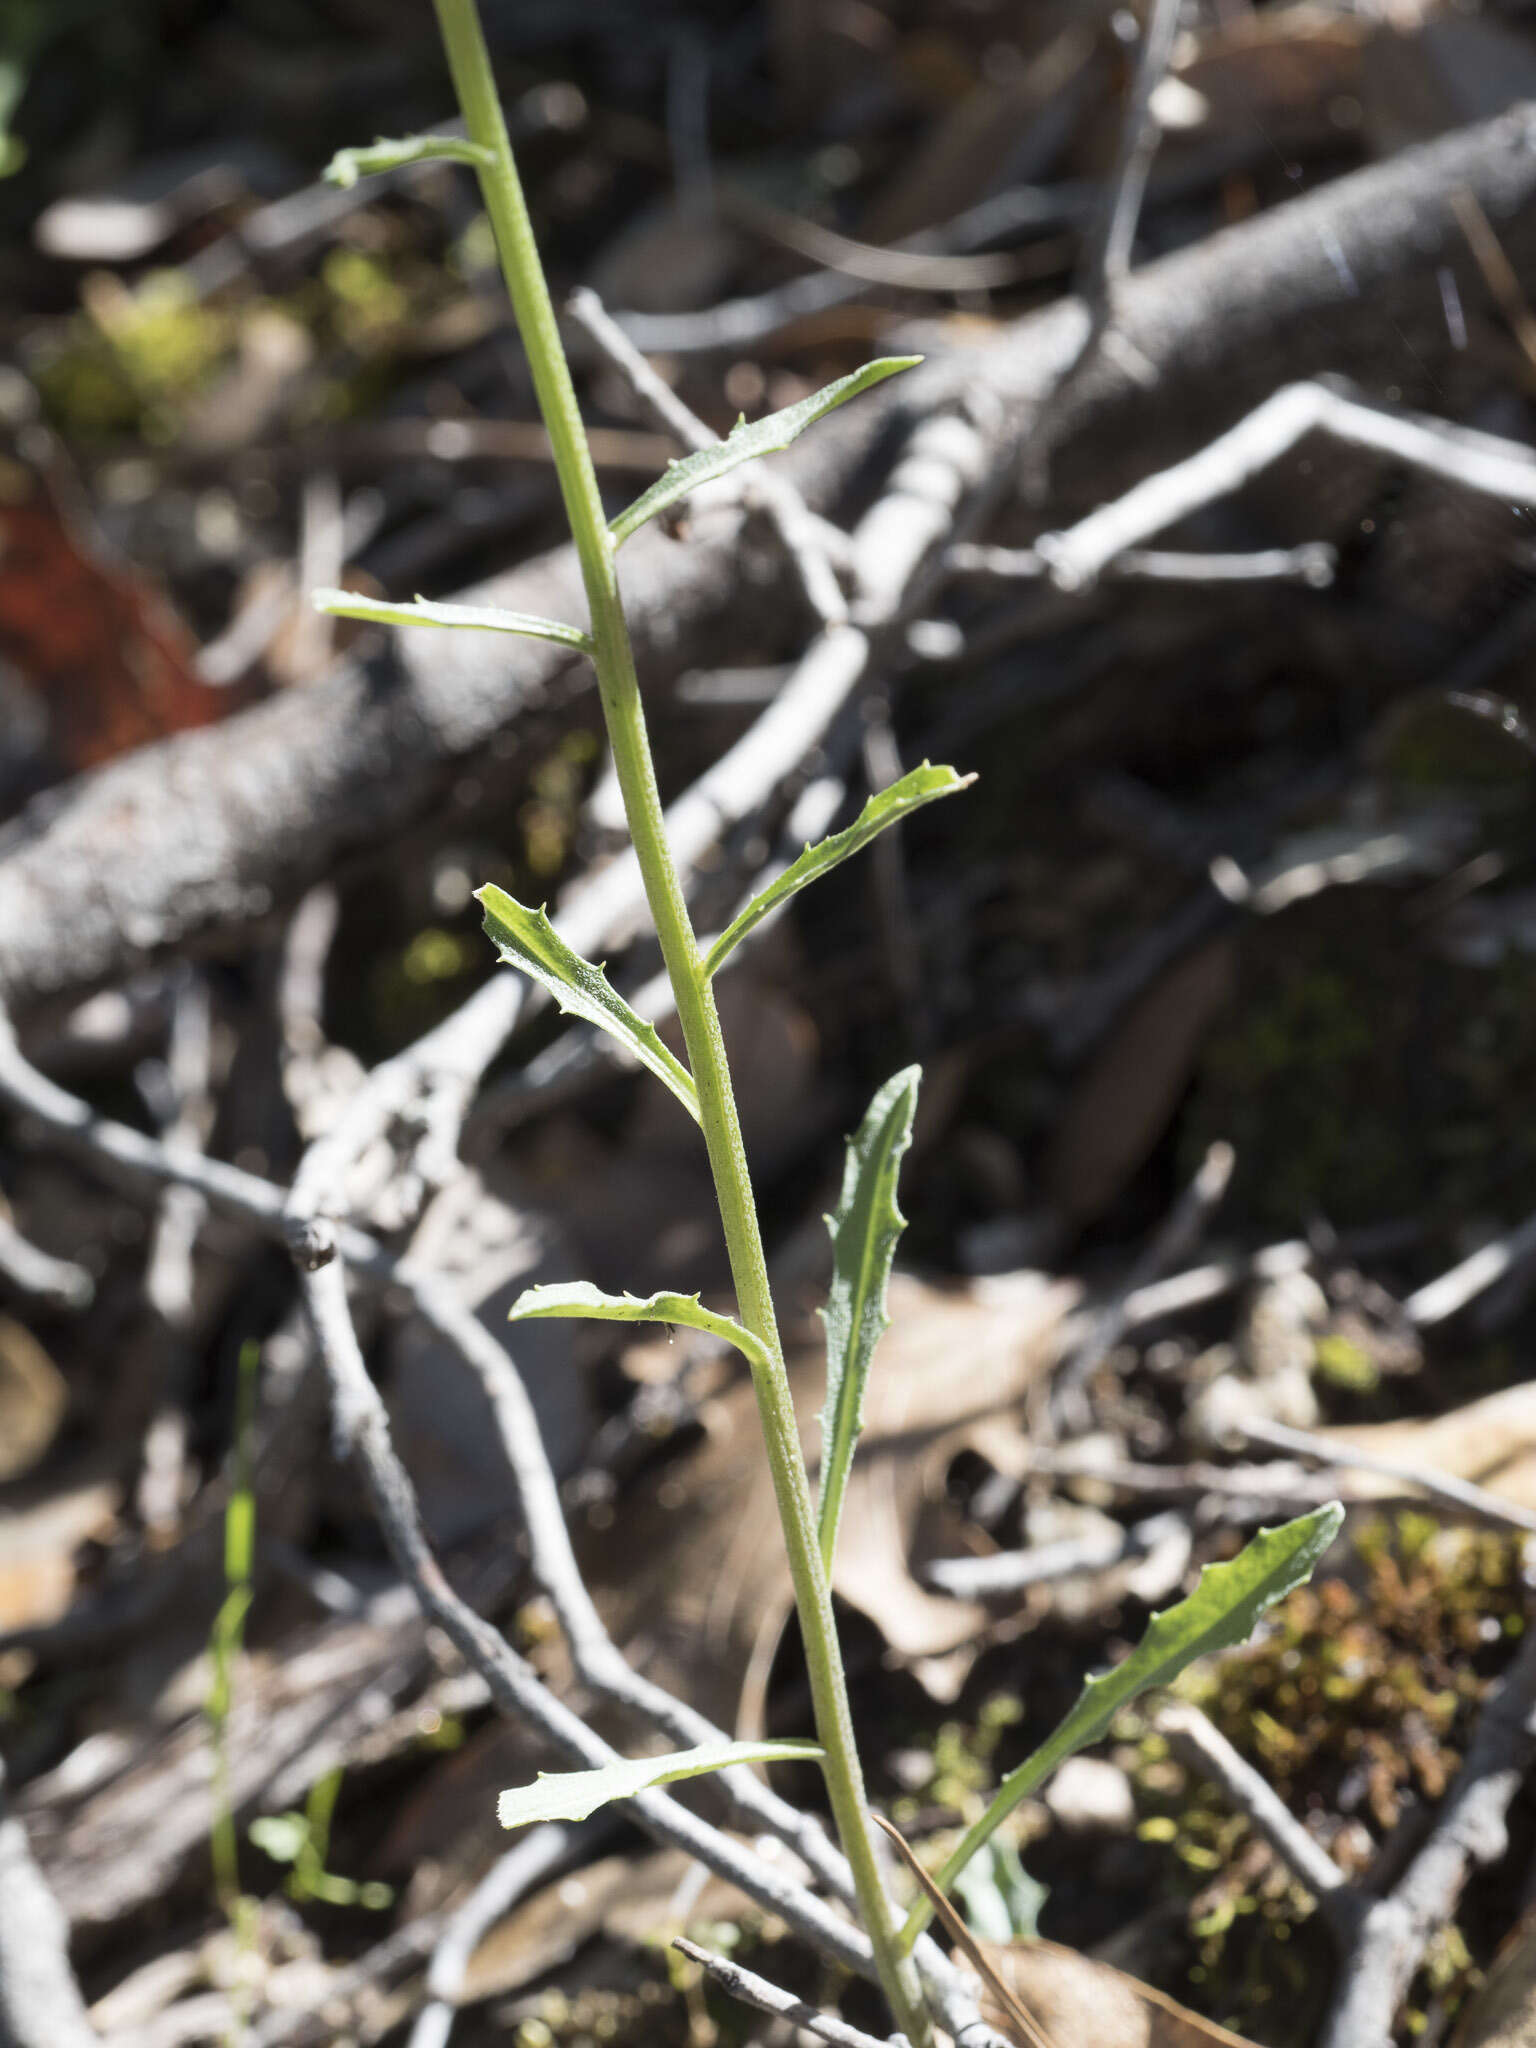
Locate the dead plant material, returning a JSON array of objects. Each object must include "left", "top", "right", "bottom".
[{"left": 582, "top": 1272, "right": 1075, "bottom": 1720}]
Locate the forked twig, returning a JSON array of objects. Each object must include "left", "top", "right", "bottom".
[
  {"left": 1077, "top": 0, "right": 1185, "bottom": 323},
  {"left": 1038, "top": 380, "right": 1536, "bottom": 591},
  {"left": 674, "top": 1939, "right": 902, "bottom": 2048}
]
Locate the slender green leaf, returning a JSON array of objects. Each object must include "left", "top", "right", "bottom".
[
  {"left": 477, "top": 885, "right": 700, "bottom": 1122},
  {"left": 609, "top": 356, "right": 922, "bottom": 547},
  {"left": 704, "top": 765, "right": 973, "bottom": 978},
  {"left": 313, "top": 589, "right": 592, "bottom": 655},
  {"left": 324, "top": 135, "right": 492, "bottom": 188},
  {"left": 498, "top": 1740, "right": 822, "bottom": 1829},
  {"left": 510, "top": 1281, "right": 768, "bottom": 1371},
  {"left": 816, "top": 1066, "right": 921, "bottom": 1573},
  {"left": 900, "top": 1502, "right": 1344, "bottom": 1951}
]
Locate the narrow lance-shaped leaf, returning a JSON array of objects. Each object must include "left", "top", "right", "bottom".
[
  {"left": 510, "top": 1281, "right": 768, "bottom": 1372},
  {"left": 499, "top": 1740, "right": 823, "bottom": 1830},
  {"left": 899, "top": 1502, "right": 1344, "bottom": 1952},
  {"left": 609, "top": 356, "right": 922, "bottom": 548},
  {"left": 816, "top": 1066, "right": 921, "bottom": 1573},
  {"left": 313, "top": 589, "right": 592, "bottom": 655},
  {"left": 324, "top": 135, "right": 492, "bottom": 188},
  {"left": 704, "top": 764, "right": 973, "bottom": 978},
  {"left": 477, "top": 885, "right": 699, "bottom": 1123}
]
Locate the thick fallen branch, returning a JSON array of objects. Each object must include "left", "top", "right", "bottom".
[{"left": 5, "top": 103, "right": 1536, "bottom": 1010}]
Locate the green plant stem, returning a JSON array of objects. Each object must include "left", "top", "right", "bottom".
[
  {"left": 431, "top": 5, "right": 930, "bottom": 2039},
  {"left": 209, "top": 1338, "right": 259, "bottom": 1943}
]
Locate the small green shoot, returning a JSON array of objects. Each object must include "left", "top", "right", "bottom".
[
  {"left": 817, "top": 1067, "right": 920, "bottom": 1573},
  {"left": 952, "top": 1839, "right": 1048, "bottom": 1945},
  {"left": 509, "top": 1281, "right": 769, "bottom": 1371},
  {"left": 498, "top": 1740, "right": 822, "bottom": 1830},
  {"left": 476, "top": 885, "right": 700, "bottom": 1122},
  {"left": 703, "top": 765, "right": 973, "bottom": 979},
  {"left": 249, "top": 1768, "right": 393, "bottom": 1910},
  {"left": 312, "top": 588, "right": 593, "bottom": 655},
  {"left": 207, "top": 1338, "right": 260, "bottom": 1932},
  {"left": 608, "top": 358, "right": 922, "bottom": 547},
  {"left": 323, "top": 134, "right": 492, "bottom": 188},
  {"left": 899, "top": 1502, "right": 1345, "bottom": 1950}
]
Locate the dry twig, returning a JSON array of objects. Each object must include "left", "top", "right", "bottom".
[
  {"left": 0, "top": 1196, "right": 91, "bottom": 1311},
  {"left": 1234, "top": 1415, "right": 1536, "bottom": 1537},
  {"left": 673, "top": 1939, "right": 903, "bottom": 2048},
  {"left": 0, "top": 1761, "right": 97, "bottom": 2048},
  {"left": 1320, "top": 1627, "right": 1536, "bottom": 2048},
  {"left": 1154, "top": 1701, "right": 1359, "bottom": 1946},
  {"left": 1036, "top": 379, "right": 1536, "bottom": 592},
  {"left": 1076, "top": 0, "right": 1185, "bottom": 326}
]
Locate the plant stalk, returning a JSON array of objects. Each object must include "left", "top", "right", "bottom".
[{"left": 431, "top": 4, "right": 930, "bottom": 2038}]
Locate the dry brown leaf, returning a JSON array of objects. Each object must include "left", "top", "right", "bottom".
[
  {"left": 1170, "top": 6, "right": 1368, "bottom": 147},
  {"left": 878, "top": 1816, "right": 1253, "bottom": 2048},
  {"left": 582, "top": 1271, "right": 1075, "bottom": 1721},
  {"left": 1318, "top": 1380, "right": 1536, "bottom": 1515},
  {"left": 859, "top": 22, "right": 1103, "bottom": 244},
  {"left": 0, "top": 470, "right": 229, "bottom": 777},
  {"left": 0, "top": 1469, "right": 118, "bottom": 1632},
  {"left": 461, "top": 1846, "right": 760, "bottom": 2003},
  {"left": 1044, "top": 940, "right": 1234, "bottom": 1228},
  {"left": 0, "top": 1314, "right": 68, "bottom": 1481},
  {"left": 1453, "top": 1908, "right": 1536, "bottom": 2047},
  {"left": 978, "top": 1938, "right": 1262, "bottom": 2048}
]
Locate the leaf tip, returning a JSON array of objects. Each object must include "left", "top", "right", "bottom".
[{"left": 1313, "top": 1499, "right": 1346, "bottom": 1542}]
